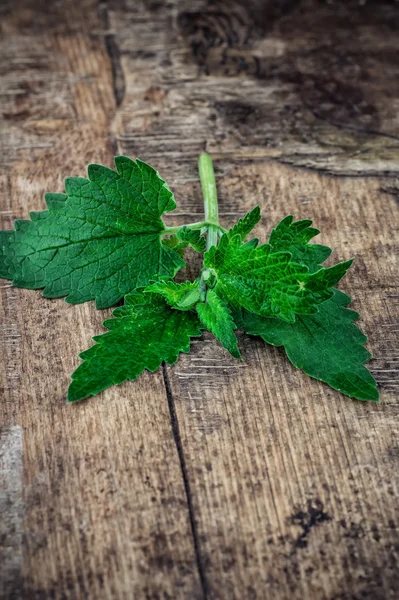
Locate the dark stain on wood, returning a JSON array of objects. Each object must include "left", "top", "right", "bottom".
[{"left": 288, "top": 500, "right": 333, "bottom": 551}]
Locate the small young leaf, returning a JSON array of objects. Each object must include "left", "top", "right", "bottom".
[
  {"left": 68, "top": 293, "right": 202, "bottom": 402},
  {"left": 146, "top": 280, "right": 201, "bottom": 310},
  {"left": 234, "top": 289, "right": 378, "bottom": 401},
  {"left": 269, "top": 215, "right": 331, "bottom": 272},
  {"left": 196, "top": 289, "right": 241, "bottom": 358},
  {"left": 0, "top": 157, "right": 184, "bottom": 308},
  {"left": 204, "top": 232, "right": 353, "bottom": 322},
  {"left": 227, "top": 206, "right": 261, "bottom": 241},
  {"left": 177, "top": 226, "right": 206, "bottom": 252},
  {"left": 162, "top": 235, "right": 185, "bottom": 257}
]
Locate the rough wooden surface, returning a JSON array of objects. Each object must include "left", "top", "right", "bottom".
[{"left": 0, "top": 1, "right": 398, "bottom": 599}]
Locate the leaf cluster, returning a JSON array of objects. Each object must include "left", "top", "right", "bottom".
[{"left": 0, "top": 157, "right": 378, "bottom": 403}]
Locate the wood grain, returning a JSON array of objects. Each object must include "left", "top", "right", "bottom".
[{"left": 1, "top": 1, "right": 398, "bottom": 599}]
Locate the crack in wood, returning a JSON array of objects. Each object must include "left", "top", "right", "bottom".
[{"left": 162, "top": 362, "right": 209, "bottom": 600}]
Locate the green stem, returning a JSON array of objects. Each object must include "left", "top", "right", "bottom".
[
  {"left": 163, "top": 222, "right": 226, "bottom": 237},
  {"left": 162, "top": 221, "right": 208, "bottom": 236},
  {"left": 198, "top": 152, "right": 219, "bottom": 250},
  {"left": 162, "top": 154, "right": 226, "bottom": 243}
]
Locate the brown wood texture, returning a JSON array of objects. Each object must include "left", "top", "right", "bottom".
[{"left": 0, "top": 1, "right": 398, "bottom": 599}]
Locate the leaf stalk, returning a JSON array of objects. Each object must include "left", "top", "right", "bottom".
[
  {"left": 162, "top": 221, "right": 226, "bottom": 236},
  {"left": 198, "top": 152, "right": 220, "bottom": 250}
]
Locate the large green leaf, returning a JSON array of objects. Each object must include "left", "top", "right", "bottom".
[
  {"left": 234, "top": 289, "right": 379, "bottom": 401},
  {"left": 0, "top": 157, "right": 184, "bottom": 308},
  {"left": 204, "top": 232, "right": 353, "bottom": 323},
  {"left": 68, "top": 293, "right": 202, "bottom": 402}
]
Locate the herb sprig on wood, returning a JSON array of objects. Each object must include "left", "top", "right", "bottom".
[{"left": 0, "top": 154, "right": 378, "bottom": 402}]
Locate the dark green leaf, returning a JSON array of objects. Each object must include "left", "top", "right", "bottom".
[
  {"left": 0, "top": 157, "right": 184, "bottom": 308},
  {"left": 68, "top": 293, "right": 202, "bottom": 402},
  {"left": 234, "top": 289, "right": 378, "bottom": 402}
]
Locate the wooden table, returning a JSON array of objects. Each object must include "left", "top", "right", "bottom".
[{"left": 1, "top": 1, "right": 398, "bottom": 598}]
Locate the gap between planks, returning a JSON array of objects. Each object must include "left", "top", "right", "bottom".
[{"left": 162, "top": 363, "right": 210, "bottom": 600}]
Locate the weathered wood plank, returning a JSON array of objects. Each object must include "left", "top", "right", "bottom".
[
  {"left": 165, "top": 162, "right": 399, "bottom": 600},
  {"left": 108, "top": 1, "right": 399, "bottom": 598},
  {"left": 111, "top": 0, "right": 399, "bottom": 176},
  {"left": 0, "top": 1, "right": 202, "bottom": 598}
]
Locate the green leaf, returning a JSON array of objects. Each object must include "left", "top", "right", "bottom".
[
  {"left": 227, "top": 206, "right": 261, "bottom": 242},
  {"left": 162, "top": 235, "right": 185, "bottom": 257},
  {"left": 146, "top": 280, "right": 202, "bottom": 310},
  {"left": 0, "top": 157, "right": 185, "bottom": 308},
  {"left": 269, "top": 215, "right": 331, "bottom": 272},
  {"left": 196, "top": 289, "right": 240, "bottom": 358},
  {"left": 68, "top": 293, "right": 202, "bottom": 402},
  {"left": 204, "top": 233, "right": 353, "bottom": 322},
  {"left": 176, "top": 226, "right": 206, "bottom": 252},
  {"left": 0, "top": 230, "right": 12, "bottom": 277},
  {"left": 234, "top": 289, "right": 378, "bottom": 401}
]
